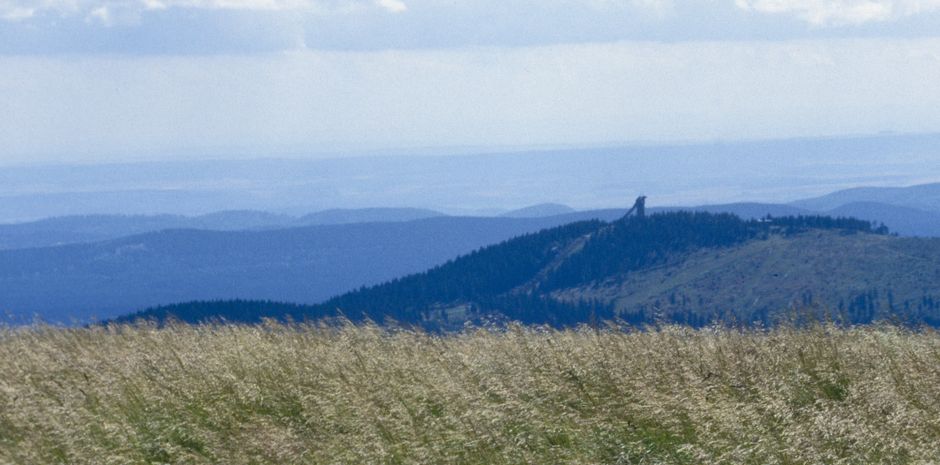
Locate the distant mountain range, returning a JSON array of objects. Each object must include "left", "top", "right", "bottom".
[
  {"left": 671, "top": 183, "right": 940, "bottom": 237},
  {"left": 0, "top": 208, "right": 447, "bottom": 250},
  {"left": 500, "top": 203, "right": 576, "bottom": 218},
  {"left": 823, "top": 202, "right": 940, "bottom": 237},
  {"left": 117, "top": 212, "right": 940, "bottom": 329},
  {"left": 297, "top": 208, "right": 445, "bottom": 225},
  {"left": 792, "top": 183, "right": 940, "bottom": 213},
  {"left": 0, "top": 213, "right": 627, "bottom": 323},
  {"left": 5, "top": 182, "right": 940, "bottom": 252},
  {"left": 5, "top": 181, "right": 940, "bottom": 324}
]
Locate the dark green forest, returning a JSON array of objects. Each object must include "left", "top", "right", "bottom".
[{"left": 115, "top": 212, "right": 917, "bottom": 329}]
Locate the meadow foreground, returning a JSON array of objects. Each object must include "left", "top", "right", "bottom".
[{"left": 1, "top": 323, "right": 939, "bottom": 464}]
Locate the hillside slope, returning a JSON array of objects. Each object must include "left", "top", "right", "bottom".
[
  {"left": 0, "top": 214, "right": 628, "bottom": 323},
  {"left": 560, "top": 231, "right": 940, "bottom": 325},
  {"left": 659, "top": 201, "right": 940, "bottom": 237},
  {"left": 793, "top": 182, "right": 940, "bottom": 212},
  {"left": 118, "top": 212, "right": 940, "bottom": 328},
  {"left": 825, "top": 202, "right": 940, "bottom": 237}
]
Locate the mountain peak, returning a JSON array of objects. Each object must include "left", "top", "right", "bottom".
[{"left": 499, "top": 203, "right": 576, "bottom": 218}]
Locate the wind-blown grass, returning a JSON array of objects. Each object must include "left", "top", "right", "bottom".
[{"left": 2, "top": 322, "right": 939, "bottom": 464}]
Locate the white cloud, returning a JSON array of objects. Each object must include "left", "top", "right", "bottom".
[
  {"left": 5, "top": 0, "right": 940, "bottom": 29},
  {"left": 0, "top": 0, "right": 686, "bottom": 25},
  {"left": 580, "top": 0, "right": 673, "bottom": 10},
  {"left": 0, "top": 0, "right": 398, "bottom": 23},
  {"left": 87, "top": 5, "right": 111, "bottom": 23},
  {"left": 0, "top": 5, "right": 33, "bottom": 19},
  {"left": 735, "top": 0, "right": 940, "bottom": 25},
  {"left": 375, "top": 0, "right": 405, "bottom": 13}
]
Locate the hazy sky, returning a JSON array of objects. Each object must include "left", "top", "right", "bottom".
[{"left": 3, "top": 0, "right": 940, "bottom": 165}]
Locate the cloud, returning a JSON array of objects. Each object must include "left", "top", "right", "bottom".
[
  {"left": 0, "top": 0, "right": 677, "bottom": 25},
  {"left": 3, "top": 0, "right": 940, "bottom": 54},
  {"left": 376, "top": 0, "right": 405, "bottom": 13},
  {"left": 4, "top": 0, "right": 940, "bottom": 28},
  {"left": 0, "top": 0, "right": 399, "bottom": 24},
  {"left": 735, "top": 0, "right": 940, "bottom": 25},
  {"left": 0, "top": 5, "right": 33, "bottom": 19}
]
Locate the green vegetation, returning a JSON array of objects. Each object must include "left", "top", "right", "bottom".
[
  {"left": 118, "top": 213, "right": 899, "bottom": 329},
  {"left": 2, "top": 322, "right": 940, "bottom": 464},
  {"left": 563, "top": 230, "right": 940, "bottom": 327}
]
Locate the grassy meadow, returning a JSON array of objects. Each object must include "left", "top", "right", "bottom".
[{"left": 2, "top": 322, "right": 940, "bottom": 464}]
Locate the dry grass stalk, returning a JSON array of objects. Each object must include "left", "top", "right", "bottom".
[{"left": 1, "top": 322, "right": 939, "bottom": 464}]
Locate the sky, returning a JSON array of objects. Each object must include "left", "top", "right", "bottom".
[{"left": 2, "top": 0, "right": 940, "bottom": 165}]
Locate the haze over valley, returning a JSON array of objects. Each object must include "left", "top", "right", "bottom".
[{"left": 3, "top": 133, "right": 940, "bottom": 223}]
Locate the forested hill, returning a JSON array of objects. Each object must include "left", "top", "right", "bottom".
[{"left": 113, "top": 211, "right": 934, "bottom": 329}]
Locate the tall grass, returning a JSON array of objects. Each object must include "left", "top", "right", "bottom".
[{"left": 2, "top": 322, "right": 939, "bottom": 464}]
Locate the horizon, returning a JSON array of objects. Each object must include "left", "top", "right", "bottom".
[
  {"left": 1, "top": 129, "right": 936, "bottom": 169},
  {"left": 1, "top": 132, "right": 940, "bottom": 221}
]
